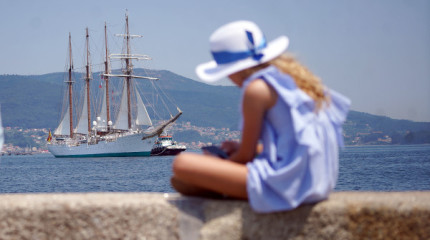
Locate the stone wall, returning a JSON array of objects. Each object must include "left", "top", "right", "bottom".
[{"left": 0, "top": 192, "right": 428, "bottom": 239}]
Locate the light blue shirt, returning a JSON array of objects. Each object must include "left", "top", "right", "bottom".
[{"left": 241, "top": 66, "right": 351, "bottom": 213}]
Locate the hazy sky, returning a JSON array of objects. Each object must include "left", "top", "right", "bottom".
[{"left": 1, "top": 0, "right": 429, "bottom": 122}]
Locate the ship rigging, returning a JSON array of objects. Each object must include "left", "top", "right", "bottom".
[{"left": 48, "top": 12, "right": 183, "bottom": 158}]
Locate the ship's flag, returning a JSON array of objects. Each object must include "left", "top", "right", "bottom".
[{"left": 47, "top": 129, "right": 52, "bottom": 142}]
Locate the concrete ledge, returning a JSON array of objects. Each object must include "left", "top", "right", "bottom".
[{"left": 0, "top": 192, "right": 429, "bottom": 239}]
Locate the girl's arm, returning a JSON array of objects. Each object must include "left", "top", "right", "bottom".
[
  {"left": 221, "top": 140, "right": 240, "bottom": 156},
  {"left": 229, "top": 79, "right": 277, "bottom": 163},
  {"left": 221, "top": 141, "right": 263, "bottom": 158}
]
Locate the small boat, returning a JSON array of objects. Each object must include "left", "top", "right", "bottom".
[{"left": 150, "top": 135, "right": 186, "bottom": 156}]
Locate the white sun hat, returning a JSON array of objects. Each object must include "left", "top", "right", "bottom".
[{"left": 196, "top": 20, "right": 289, "bottom": 83}]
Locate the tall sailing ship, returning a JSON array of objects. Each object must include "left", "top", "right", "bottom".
[{"left": 48, "top": 13, "right": 183, "bottom": 158}]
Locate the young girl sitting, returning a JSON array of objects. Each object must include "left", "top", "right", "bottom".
[{"left": 171, "top": 20, "right": 350, "bottom": 213}]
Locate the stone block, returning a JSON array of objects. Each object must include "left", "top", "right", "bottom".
[{"left": 0, "top": 192, "right": 428, "bottom": 239}]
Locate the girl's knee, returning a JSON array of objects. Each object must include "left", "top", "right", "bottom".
[{"left": 172, "top": 152, "right": 195, "bottom": 176}]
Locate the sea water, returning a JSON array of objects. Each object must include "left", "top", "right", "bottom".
[
  {"left": 336, "top": 144, "right": 430, "bottom": 191},
  {"left": 0, "top": 145, "right": 429, "bottom": 193}
]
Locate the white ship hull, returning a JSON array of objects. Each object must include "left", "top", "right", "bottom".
[{"left": 48, "top": 132, "right": 157, "bottom": 158}]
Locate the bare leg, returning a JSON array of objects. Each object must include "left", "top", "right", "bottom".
[
  {"left": 172, "top": 152, "right": 248, "bottom": 199},
  {"left": 170, "top": 176, "right": 225, "bottom": 199}
]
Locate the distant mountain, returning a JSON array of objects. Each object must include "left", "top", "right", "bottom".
[
  {"left": 0, "top": 69, "right": 240, "bottom": 130},
  {"left": 1, "top": 70, "right": 429, "bottom": 145},
  {"left": 343, "top": 111, "right": 430, "bottom": 145},
  {"left": 0, "top": 74, "right": 61, "bottom": 129}
]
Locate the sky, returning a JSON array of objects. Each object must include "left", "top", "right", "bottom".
[{"left": 0, "top": 0, "right": 429, "bottom": 122}]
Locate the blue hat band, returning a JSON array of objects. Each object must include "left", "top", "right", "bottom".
[{"left": 212, "top": 34, "right": 267, "bottom": 65}]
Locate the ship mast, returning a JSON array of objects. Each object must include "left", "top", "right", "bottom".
[
  {"left": 66, "top": 33, "right": 74, "bottom": 138},
  {"left": 85, "top": 27, "right": 92, "bottom": 134},
  {"left": 104, "top": 22, "right": 111, "bottom": 129},
  {"left": 125, "top": 14, "right": 132, "bottom": 129},
  {"left": 106, "top": 11, "right": 158, "bottom": 131}
]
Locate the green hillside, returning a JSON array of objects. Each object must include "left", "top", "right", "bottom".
[
  {"left": 0, "top": 74, "right": 62, "bottom": 128},
  {"left": 1, "top": 70, "right": 429, "bottom": 146},
  {"left": 0, "top": 70, "right": 241, "bottom": 130},
  {"left": 343, "top": 111, "right": 430, "bottom": 145}
]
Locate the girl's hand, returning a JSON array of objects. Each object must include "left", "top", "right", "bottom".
[{"left": 221, "top": 141, "right": 240, "bottom": 156}]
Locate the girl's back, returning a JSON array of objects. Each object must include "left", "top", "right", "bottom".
[{"left": 243, "top": 66, "right": 350, "bottom": 212}]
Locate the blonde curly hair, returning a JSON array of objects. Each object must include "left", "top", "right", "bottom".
[{"left": 238, "top": 54, "right": 330, "bottom": 111}]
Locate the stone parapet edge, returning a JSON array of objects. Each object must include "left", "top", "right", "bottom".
[{"left": 0, "top": 192, "right": 428, "bottom": 240}]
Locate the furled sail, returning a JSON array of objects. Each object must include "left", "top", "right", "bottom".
[
  {"left": 54, "top": 106, "right": 71, "bottom": 136},
  {"left": 74, "top": 85, "right": 90, "bottom": 134},
  {"left": 135, "top": 88, "right": 152, "bottom": 126},
  {"left": 113, "top": 81, "right": 129, "bottom": 130},
  {"left": 97, "top": 85, "right": 108, "bottom": 129}
]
